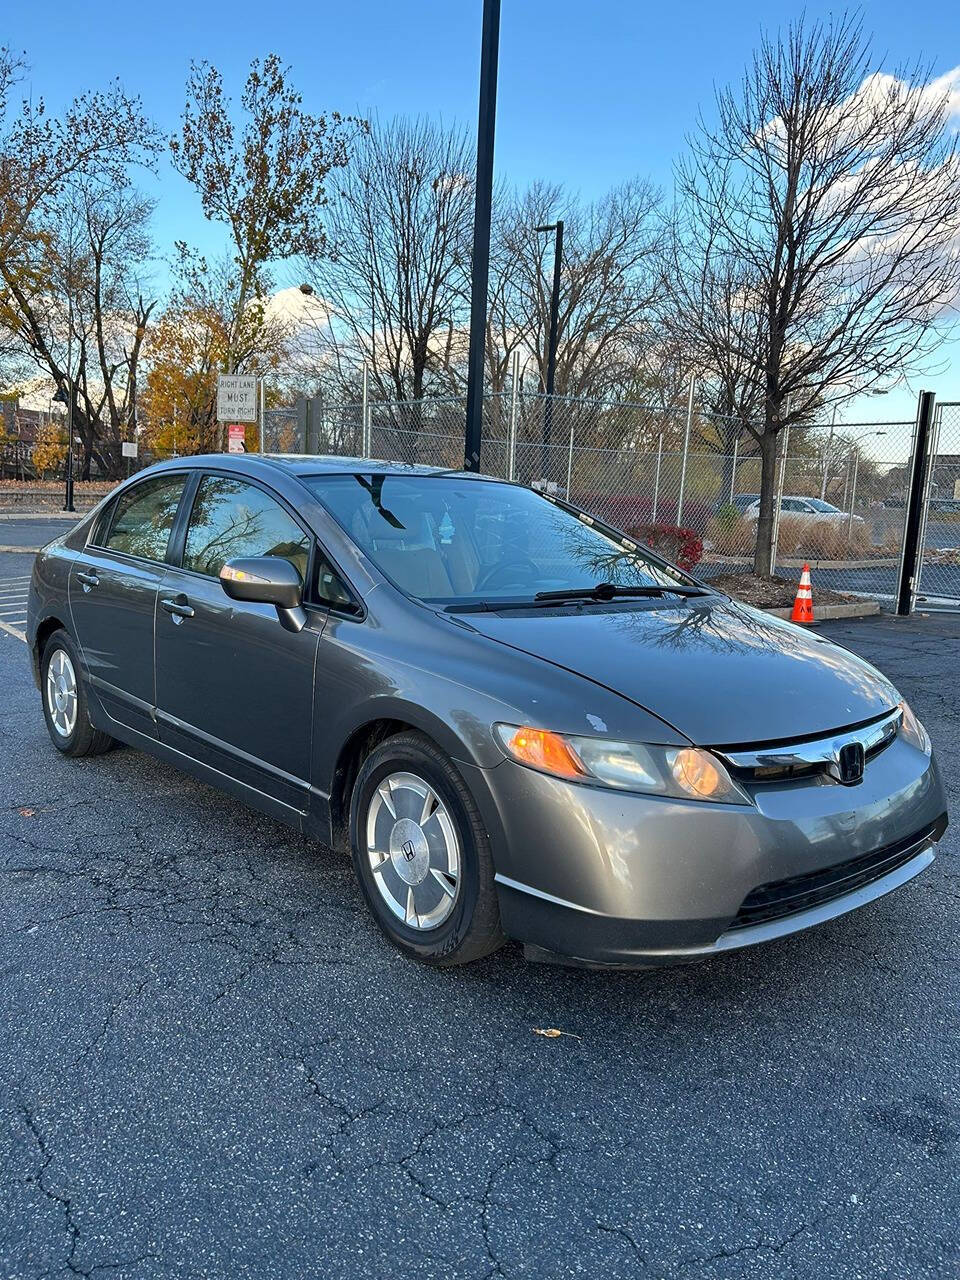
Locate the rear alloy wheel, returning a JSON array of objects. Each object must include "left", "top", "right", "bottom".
[
  {"left": 350, "top": 732, "right": 504, "bottom": 965},
  {"left": 46, "top": 646, "right": 79, "bottom": 741},
  {"left": 40, "top": 630, "right": 114, "bottom": 757}
]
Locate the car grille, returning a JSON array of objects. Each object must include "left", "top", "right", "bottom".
[
  {"left": 727, "top": 824, "right": 939, "bottom": 931},
  {"left": 716, "top": 708, "right": 901, "bottom": 786}
]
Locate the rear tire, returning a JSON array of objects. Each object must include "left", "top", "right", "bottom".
[
  {"left": 350, "top": 731, "right": 504, "bottom": 966},
  {"left": 40, "top": 629, "right": 114, "bottom": 757}
]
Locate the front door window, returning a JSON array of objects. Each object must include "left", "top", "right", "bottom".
[{"left": 183, "top": 476, "right": 311, "bottom": 583}]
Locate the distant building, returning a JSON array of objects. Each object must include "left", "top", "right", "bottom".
[
  {"left": 1, "top": 396, "right": 65, "bottom": 479},
  {"left": 931, "top": 454, "right": 960, "bottom": 500}
]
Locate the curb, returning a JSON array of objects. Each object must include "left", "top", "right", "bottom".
[
  {"left": 708, "top": 554, "right": 898, "bottom": 570},
  {"left": 0, "top": 511, "right": 91, "bottom": 521},
  {"left": 0, "top": 545, "right": 40, "bottom": 553},
  {"left": 763, "top": 601, "right": 882, "bottom": 622}
]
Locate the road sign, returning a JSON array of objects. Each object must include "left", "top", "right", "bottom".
[
  {"left": 217, "top": 374, "right": 258, "bottom": 423},
  {"left": 121, "top": 441, "right": 138, "bottom": 459},
  {"left": 228, "top": 424, "right": 246, "bottom": 454}
]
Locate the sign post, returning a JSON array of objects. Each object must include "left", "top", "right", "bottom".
[
  {"left": 121, "top": 439, "right": 138, "bottom": 477},
  {"left": 217, "top": 375, "right": 258, "bottom": 434}
]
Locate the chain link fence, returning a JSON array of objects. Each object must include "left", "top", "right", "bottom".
[{"left": 264, "top": 390, "right": 918, "bottom": 601}]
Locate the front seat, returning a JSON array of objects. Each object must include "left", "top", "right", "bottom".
[{"left": 367, "top": 501, "right": 455, "bottom": 599}]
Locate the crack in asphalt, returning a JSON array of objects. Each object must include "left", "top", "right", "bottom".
[
  {"left": 19, "top": 1106, "right": 157, "bottom": 1279},
  {"left": 70, "top": 977, "right": 150, "bottom": 1070}
]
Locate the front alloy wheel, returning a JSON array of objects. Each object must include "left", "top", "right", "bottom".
[
  {"left": 350, "top": 731, "right": 504, "bottom": 965},
  {"left": 366, "top": 771, "right": 461, "bottom": 930}
]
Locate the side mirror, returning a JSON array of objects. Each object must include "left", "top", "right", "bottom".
[{"left": 220, "top": 557, "right": 306, "bottom": 632}]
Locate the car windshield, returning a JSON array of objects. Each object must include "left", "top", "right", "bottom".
[
  {"left": 807, "top": 498, "right": 839, "bottom": 513},
  {"left": 303, "top": 473, "right": 693, "bottom": 605}
]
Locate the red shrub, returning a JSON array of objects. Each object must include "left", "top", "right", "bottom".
[{"left": 626, "top": 523, "right": 704, "bottom": 571}]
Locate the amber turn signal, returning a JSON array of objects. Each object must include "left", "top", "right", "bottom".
[
  {"left": 669, "top": 747, "right": 730, "bottom": 799},
  {"left": 502, "top": 726, "right": 587, "bottom": 780}
]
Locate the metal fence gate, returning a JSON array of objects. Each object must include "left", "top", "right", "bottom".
[{"left": 915, "top": 401, "right": 960, "bottom": 609}]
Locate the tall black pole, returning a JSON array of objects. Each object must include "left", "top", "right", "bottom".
[
  {"left": 535, "top": 219, "right": 563, "bottom": 459},
  {"left": 64, "top": 383, "right": 75, "bottom": 513},
  {"left": 63, "top": 245, "right": 76, "bottom": 513},
  {"left": 896, "top": 389, "right": 936, "bottom": 616},
  {"left": 463, "top": 0, "right": 502, "bottom": 473}
]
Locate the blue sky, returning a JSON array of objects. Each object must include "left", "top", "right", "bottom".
[{"left": 6, "top": 0, "right": 960, "bottom": 426}]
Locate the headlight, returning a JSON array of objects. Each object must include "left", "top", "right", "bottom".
[
  {"left": 494, "top": 724, "right": 750, "bottom": 804},
  {"left": 899, "top": 700, "right": 931, "bottom": 754}
]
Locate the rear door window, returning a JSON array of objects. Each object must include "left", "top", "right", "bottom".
[{"left": 103, "top": 474, "right": 187, "bottom": 563}]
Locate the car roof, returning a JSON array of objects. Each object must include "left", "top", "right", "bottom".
[
  {"left": 144, "top": 453, "right": 502, "bottom": 483},
  {"left": 269, "top": 454, "right": 503, "bottom": 481}
]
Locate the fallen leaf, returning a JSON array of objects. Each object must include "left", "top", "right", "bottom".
[{"left": 533, "top": 1027, "right": 581, "bottom": 1041}]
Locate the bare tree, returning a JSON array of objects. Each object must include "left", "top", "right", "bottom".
[
  {"left": 1, "top": 182, "right": 158, "bottom": 477},
  {"left": 301, "top": 116, "right": 475, "bottom": 404},
  {"left": 482, "top": 182, "right": 539, "bottom": 398},
  {"left": 666, "top": 13, "right": 960, "bottom": 574},
  {"left": 503, "top": 180, "right": 663, "bottom": 406},
  {"left": 0, "top": 47, "right": 155, "bottom": 268}
]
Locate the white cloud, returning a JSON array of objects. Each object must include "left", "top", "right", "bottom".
[{"left": 263, "top": 285, "right": 332, "bottom": 331}]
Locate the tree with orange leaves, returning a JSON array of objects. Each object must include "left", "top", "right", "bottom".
[{"left": 139, "top": 249, "right": 288, "bottom": 459}]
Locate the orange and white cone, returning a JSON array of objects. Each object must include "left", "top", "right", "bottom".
[{"left": 791, "top": 563, "right": 814, "bottom": 625}]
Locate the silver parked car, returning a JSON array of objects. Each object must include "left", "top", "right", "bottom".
[
  {"left": 28, "top": 456, "right": 947, "bottom": 967},
  {"left": 743, "top": 495, "right": 866, "bottom": 527}
]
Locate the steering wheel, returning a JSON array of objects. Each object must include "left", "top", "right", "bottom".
[{"left": 475, "top": 555, "right": 540, "bottom": 592}]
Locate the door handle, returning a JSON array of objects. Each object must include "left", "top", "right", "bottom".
[
  {"left": 160, "top": 595, "right": 195, "bottom": 623},
  {"left": 77, "top": 570, "right": 99, "bottom": 592}
]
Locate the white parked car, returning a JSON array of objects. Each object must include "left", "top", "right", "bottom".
[{"left": 743, "top": 496, "right": 865, "bottom": 527}]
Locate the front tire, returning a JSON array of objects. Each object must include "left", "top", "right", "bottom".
[
  {"left": 40, "top": 630, "right": 114, "bottom": 757},
  {"left": 350, "top": 732, "right": 504, "bottom": 966}
]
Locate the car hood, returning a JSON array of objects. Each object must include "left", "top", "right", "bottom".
[{"left": 463, "top": 596, "right": 899, "bottom": 746}]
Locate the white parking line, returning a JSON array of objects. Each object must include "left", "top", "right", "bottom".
[
  {"left": 0, "top": 571, "right": 29, "bottom": 641},
  {"left": 0, "top": 576, "right": 28, "bottom": 641}
]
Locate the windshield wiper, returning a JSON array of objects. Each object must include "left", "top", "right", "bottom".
[
  {"left": 534, "top": 582, "right": 709, "bottom": 602},
  {"left": 444, "top": 583, "right": 710, "bottom": 613}
]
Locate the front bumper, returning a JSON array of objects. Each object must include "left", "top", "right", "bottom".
[{"left": 478, "top": 735, "right": 948, "bottom": 967}]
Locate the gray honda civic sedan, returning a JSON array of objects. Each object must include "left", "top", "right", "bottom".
[{"left": 28, "top": 455, "right": 947, "bottom": 967}]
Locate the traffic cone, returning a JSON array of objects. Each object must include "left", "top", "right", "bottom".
[{"left": 791, "top": 563, "right": 814, "bottom": 624}]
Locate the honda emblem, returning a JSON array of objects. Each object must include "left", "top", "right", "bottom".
[{"left": 836, "top": 741, "right": 865, "bottom": 785}]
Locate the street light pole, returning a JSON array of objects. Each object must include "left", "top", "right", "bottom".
[
  {"left": 534, "top": 220, "right": 563, "bottom": 461},
  {"left": 820, "top": 405, "right": 838, "bottom": 501},
  {"left": 463, "top": 0, "right": 502, "bottom": 473},
  {"left": 844, "top": 429, "right": 886, "bottom": 542},
  {"left": 63, "top": 243, "right": 76, "bottom": 513}
]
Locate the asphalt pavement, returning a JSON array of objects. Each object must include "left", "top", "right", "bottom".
[
  {"left": 0, "top": 553, "right": 957, "bottom": 1279},
  {"left": 0, "top": 515, "right": 80, "bottom": 552}
]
